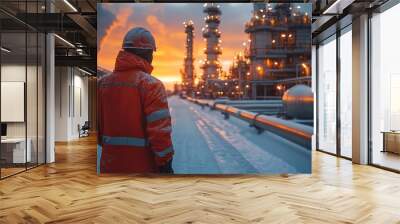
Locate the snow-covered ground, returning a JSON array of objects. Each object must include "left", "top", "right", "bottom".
[{"left": 169, "top": 96, "right": 311, "bottom": 174}]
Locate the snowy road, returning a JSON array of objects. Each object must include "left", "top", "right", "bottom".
[{"left": 169, "top": 96, "right": 311, "bottom": 174}]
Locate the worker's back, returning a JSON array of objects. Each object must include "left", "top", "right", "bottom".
[{"left": 97, "top": 50, "right": 173, "bottom": 173}]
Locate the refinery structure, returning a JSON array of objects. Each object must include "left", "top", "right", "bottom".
[
  {"left": 180, "top": 3, "right": 311, "bottom": 99},
  {"left": 181, "top": 20, "right": 195, "bottom": 95},
  {"left": 245, "top": 3, "right": 311, "bottom": 99},
  {"left": 199, "top": 3, "right": 223, "bottom": 97}
]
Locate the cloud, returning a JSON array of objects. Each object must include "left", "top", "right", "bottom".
[
  {"left": 97, "top": 5, "right": 116, "bottom": 52},
  {"left": 97, "top": 7, "right": 134, "bottom": 71},
  {"left": 97, "top": 3, "right": 254, "bottom": 89},
  {"left": 146, "top": 15, "right": 167, "bottom": 36}
]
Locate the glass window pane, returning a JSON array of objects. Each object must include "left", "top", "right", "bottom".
[
  {"left": 1, "top": 30, "right": 27, "bottom": 177},
  {"left": 1, "top": 1, "right": 46, "bottom": 179},
  {"left": 340, "top": 29, "right": 352, "bottom": 158},
  {"left": 371, "top": 3, "right": 400, "bottom": 171},
  {"left": 318, "top": 37, "right": 337, "bottom": 154}
]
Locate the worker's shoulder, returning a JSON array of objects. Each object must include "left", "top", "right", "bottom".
[
  {"left": 97, "top": 72, "right": 115, "bottom": 83},
  {"left": 136, "top": 71, "right": 163, "bottom": 86},
  {"left": 97, "top": 73, "right": 115, "bottom": 87},
  {"left": 98, "top": 72, "right": 113, "bottom": 84}
]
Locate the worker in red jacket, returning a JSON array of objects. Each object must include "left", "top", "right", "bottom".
[{"left": 97, "top": 27, "right": 174, "bottom": 174}]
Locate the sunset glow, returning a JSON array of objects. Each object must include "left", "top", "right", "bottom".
[{"left": 98, "top": 3, "right": 252, "bottom": 89}]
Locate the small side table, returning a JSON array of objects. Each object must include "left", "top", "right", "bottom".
[{"left": 381, "top": 131, "right": 400, "bottom": 154}]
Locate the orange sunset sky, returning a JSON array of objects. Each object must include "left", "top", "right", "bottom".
[{"left": 97, "top": 3, "right": 253, "bottom": 89}]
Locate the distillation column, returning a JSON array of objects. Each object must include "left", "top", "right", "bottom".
[
  {"left": 183, "top": 20, "right": 195, "bottom": 94},
  {"left": 201, "top": 3, "right": 222, "bottom": 95}
]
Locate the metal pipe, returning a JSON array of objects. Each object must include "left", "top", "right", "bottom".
[{"left": 186, "top": 97, "right": 312, "bottom": 149}]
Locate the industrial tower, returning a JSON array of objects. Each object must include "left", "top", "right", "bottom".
[
  {"left": 244, "top": 3, "right": 311, "bottom": 98},
  {"left": 201, "top": 3, "right": 222, "bottom": 94},
  {"left": 182, "top": 20, "right": 195, "bottom": 94}
]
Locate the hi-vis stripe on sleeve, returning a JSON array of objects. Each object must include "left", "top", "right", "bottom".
[
  {"left": 102, "top": 136, "right": 147, "bottom": 147},
  {"left": 146, "top": 109, "right": 170, "bottom": 123},
  {"left": 97, "top": 144, "right": 102, "bottom": 175},
  {"left": 155, "top": 146, "right": 174, "bottom": 157}
]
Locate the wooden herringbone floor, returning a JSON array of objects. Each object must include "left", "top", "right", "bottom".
[{"left": 1, "top": 135, "right": 400, "bottom": 224}]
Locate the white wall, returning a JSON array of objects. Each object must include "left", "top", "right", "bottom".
[
  {"left": 1, "top": 63, "right": 46, "bottom": 164},
  {"left": 71, "top": 72, "right": 89, "bottom": 139},
  {"left": 55, "top": 67, "right": 70, "bottom": 141},
  {"left": 54, "top": 67, "right": 89, "bottom": 141},
  {"left": 1, "top": 65, "right": 36, "bottom": 137}
]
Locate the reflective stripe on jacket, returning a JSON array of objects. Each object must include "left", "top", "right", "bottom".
[{"left": 97, "top": 50, "right": 174, "bottom": 173}]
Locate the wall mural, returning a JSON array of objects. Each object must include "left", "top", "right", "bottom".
[{"left": 97, "top": 3, "right": 313, "bottom": 174}]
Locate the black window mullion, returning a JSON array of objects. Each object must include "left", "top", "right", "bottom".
[
  {"left": 36, "top": 0, "right": 39, "bottom": 167},
  {"left": 367, "top": 11, "right": 373, "bottom": 165},
  {"left": 0, "top": 19, "right": 2, "bottom": 179},
  {"left": 336, "top": 28, "right": 341, "bottom": 157},
  {"left": 44, "top": 0, "right": 47, "bottom": 165},
  {"left": 315, "top": 44, "right": 319, "bottom": 151},
  {"left": 24, "top": 0, "right": 28, "bottom": 171}
]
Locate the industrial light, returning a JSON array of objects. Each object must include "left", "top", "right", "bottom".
[
  {"left": 76, "top": 48, "right": 85, "bottom": 55},
  {"left": 297, "top": 5, "right": 301, "bottom": 9},
  {"left": 54, "top": 34, "right": 75, "bottom": 48},
  {"left": 322, "top": 0, "right": 354, "bottom": 15},
  {"left": 78, "top": 67, "right": 93, "bottom": 76},
  {"left": 1, "top": 47, "right": 11, "bottom": 53},
  {"left": 63, "top": 0, "right": 78, "bottom": 12}
]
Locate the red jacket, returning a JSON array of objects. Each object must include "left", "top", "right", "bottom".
[{"left": 97, "top": 50, "right": 173, "bottom": 173}]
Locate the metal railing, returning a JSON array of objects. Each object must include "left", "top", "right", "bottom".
[
  {"left": 246, "top": 45, "right": 311, "bottom": 57},
  {"left": 186, "top": 97, "right": 312, "bottom": 149}
]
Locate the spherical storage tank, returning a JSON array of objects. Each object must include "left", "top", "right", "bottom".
[{"left": 282, "top": 84, "right": 313, "bottom": 119}]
